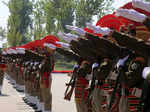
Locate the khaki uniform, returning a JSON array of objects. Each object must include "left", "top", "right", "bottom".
[
  {"left": 40, "top": 72, "right": 52, "bottom": 111},
  {"left": 0, "top": 69, "right": 4, "bottom": 93},
  {"left": 75, "top": 77, "right": 89, "bottom": 112},
  {"left": 91, "top": 87, "right": 104, "bottom": 112},
  {"left": 91, "top": 58, "right": 112, "bottom": 112},
  {"left": 74, "top": 60, "right": 92, "bottom": 112}
]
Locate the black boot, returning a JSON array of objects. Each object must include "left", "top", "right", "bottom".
[{"left": 34, "top": 110, "right": 42, "bottom": 112}]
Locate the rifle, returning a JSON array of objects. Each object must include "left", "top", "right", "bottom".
[
  {"left": 64, "top": 75, "right": 76, "bottom": 101},
  {"left": 108, "top": 52, "right": 133, "bottom": 111},
  {"left": 86, "top": 67, "right": 96, "bottom": 103},
  {"left": 108, "top": 66, "right": 124, "bottom": 111},
  {"left": 64, "top": 67, "right": 78, "bottom": 101}
]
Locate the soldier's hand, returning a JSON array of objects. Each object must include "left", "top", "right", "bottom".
[{"left": 65, "top": 83, "right": 72, "bottom": 86}]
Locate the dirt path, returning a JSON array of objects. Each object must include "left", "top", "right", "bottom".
[{"left": 0, "top": 73, "right": 76, "bottom": 112}]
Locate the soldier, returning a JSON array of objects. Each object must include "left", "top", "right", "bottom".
[
  {"left": 74, "top": 59, "right": 92, "bottom": 112},
  {"left": 24, "top": 50, "right": 44, "bottom": 111},
  {"left": 83, "top": 33, "right": 121, "bottom": 112},
  {"left": 86, "top": 17, "right": 150, "bottom": 111},
  {"left": 39, "top": 41, "right": 56, "bottom": 112},
  {"left": 0, "top": 51, "right": 6, "bottom": 95},
  {"left": 90, "top": 58, "right": 113, "bottom": 112},
  {"left": 56, "top": 35, "right": 94, "bottom": 112}
]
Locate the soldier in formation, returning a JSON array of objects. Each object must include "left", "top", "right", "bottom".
[
  {"left": 2, "top": 35, "right": 60, "bottom": 112},
  {"left": 2, "top": 0, "right": 150, "bottom": 112},
  {"left": 59, "top": 1, "right": 150, "bottom": 112}
]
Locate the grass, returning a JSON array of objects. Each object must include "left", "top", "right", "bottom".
[{"left": 54, "top": 62, "right": 75, "bottom": 71}]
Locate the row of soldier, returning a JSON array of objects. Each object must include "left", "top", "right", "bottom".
[
  {"left": 57, "top": 0, "right": 150, "bottom": 112},
  {"left": 0, "top": 46, "right": 55, "bottom": 112},
  {"left": 0, "top": 0, "right": 150, "bottom": 112}
]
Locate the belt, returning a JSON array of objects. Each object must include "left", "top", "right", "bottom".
[{"left": 95, "top": 85, "right": 103, "bottom": 89}]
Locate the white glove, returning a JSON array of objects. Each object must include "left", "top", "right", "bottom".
[
  {"left": 73, "top": 64, "right": 79, "bottom": 69},
  {"left": 92, "top": 63, "right": 99, "bottom": 70},
  {"left": 34, "top": 62, "right": 39, "bottom": 65},
  {"left": 132, "top": 0, "right": 150, "bottom": 13},
  {"left": 142, "top": 67, "right": 150, "bottom": 79},
  {"left": 86, "top": 22, "right": 111, "bottom": 35},
  {"left": 39, "top": 64, "right": 42, "bottom": 69},
  {"left": 65, "top": 25, "right": 86, "bottom": 36},
  {"left": 117, "top": 55, "right": 129, "bottom": 68},
  {"left": 116, "top": 9, "right": 147, "bottom": 23}
]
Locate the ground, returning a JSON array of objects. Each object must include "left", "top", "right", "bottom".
[{"left": 0, "top": 73, "right": 76, "bottom": 112}]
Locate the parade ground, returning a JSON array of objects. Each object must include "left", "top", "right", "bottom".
[{"left": 0, "top": 73, "right": 76, "bottom": 112}]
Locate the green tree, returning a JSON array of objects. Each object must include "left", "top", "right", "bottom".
[
  {"left": 41, "top": 0, "right": 56, "bottom": 35},
  {"left": 52, "top": 0, "right": 75, "bottom": 33},
  {"left": 0, "top": 27, "right": 6, "bottom": 41},
  {"left": 7, "top": 0, "right": 32, "bottom": 46},
  {"left": 75, "top": 0, "right": 114, "bottom": 27},
  {"left": 41, "top": 0, "right": 75, "bottom": 34},
  {"left": 32, "top": 0, "right": 46, "bottom": 40},
  {"left": 2, "top": 43, "right": 8, "bottom": 48}
]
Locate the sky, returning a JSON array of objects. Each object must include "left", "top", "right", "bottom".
[
  {"left": 0, "top": 0, "right": 132, "bottom": 28},
  {"left": 0, "top": 0, "right": 9, "bottom": 28},
  {"left": 0, "top": 0, "right": 132, "bottom": 47}
]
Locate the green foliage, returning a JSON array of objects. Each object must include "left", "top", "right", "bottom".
[
  {"left": 38, "top": 0, "right": 114, "bottom": 36},
  {"left": 75, "top": 0, "right": 114, "bottom": 27},
  {"left": 7, "top": 0, "right": 114, "bottom": 46},
  {"left": 6, "top": 0, "right": 114, "bottom": 69},
  {"left": 2, "top": 43, "right": 8, "bottom": 48},
  {"left": 7, "top": 0, "right": 33, "bottom": 46},
  {"left": 35, "top": 0, "right": 75, "bottom": 36},
  {"left": 42, "top": 0, "right": 56, "bottom": 35},
  {"left": 31, "top": 0, "right": 114, "bottom": 67},
  {"left": 32, "top": 0, "right": 46, "bottom": 40},
  {"left": 0, "top": 27, "right": 6, "bottom": 40},
  {"left": 52, "top": 0, "right": 75, "bottom": 33}
]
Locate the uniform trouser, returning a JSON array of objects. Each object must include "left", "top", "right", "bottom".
[
  {"left": 91, "top": 87, "right": 104, "bottom": 112},
  {"left": 119, "top": 96, "right": 129, "bottom": 112},
  {"left": 24, "top": 80, "right": 28, "bottom": 96},
  {"left": 75, "top": 98, "right": 88, "bottom": 112},
  {"left": 0, "top": 71, "right": 4, "bottom": 90},
  {"left": 17, "top": 74, "right": 24, "bottom": 85},
  {"left": 29, "top": 81, "right": 33, "bottom": 96},
  {"left": 30, "top": 80, "right": 35, "bottom": 96},
  {"left": 16, "top": 68, "right": 24, "bottom": 86},
  {"left": 39, "top": 88, "right": 44, "bottom": 102},
  {"left": 41, "top": 76, "right": 52, "bottom": 111},
  {"left": 12, "top": 70, "right": 17, "bottom": 84}
]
